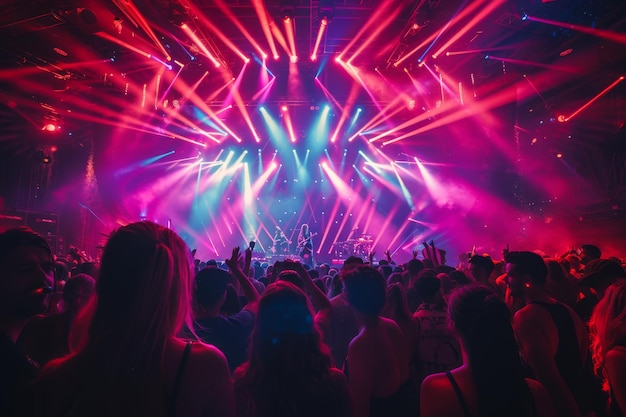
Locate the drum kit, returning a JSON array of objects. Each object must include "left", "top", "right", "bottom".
[{"left": 332, "top": 234, "right": 373, "bottom": 258}]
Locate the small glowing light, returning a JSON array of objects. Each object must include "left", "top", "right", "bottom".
[
  {"left": 281, "top": 105, "right": 288, "bottom": 112},
  {"left": 244, "top": 57, "right": 250, "bottom": 63},
  {"left": 531, "top": 137, "right": 538, "bottom": 144},
  {"left": 274, "top": 54, "right": 279, "bottom": 60},
  {"left": 42, "top": 123, "right": 58, "bottom": 132},
  {"left": 556, "top": 153, "right": 563, "bottom": 159},
  {"left": 521, "top": 13, "right": 528, "bottom": 21},
  {"left": 310, "top": 54, "right": 317, "bottom": 61},
  {"left": 557, "top": 115, "right": 566, "bottom": 123},
  {"left": 290, "top": 55, "right": 298, "bottom": 63}
]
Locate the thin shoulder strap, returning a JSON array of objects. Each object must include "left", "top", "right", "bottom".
[
  {"left": 446, "top": 370, "right": 471, "bottom": 417},
  {"left": 167, "top": 341, "right": 193, "bottom": 417}
]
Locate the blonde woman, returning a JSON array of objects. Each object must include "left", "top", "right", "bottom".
[
  {"left": 589, "top": 279, "right": 626, "bottom": 417},
  {"left": 22, "top": 221, "right": 235, "bottom": 417}
]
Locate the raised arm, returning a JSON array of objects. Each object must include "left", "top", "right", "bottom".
[
  {"left": 288, "top": 259, "right": 331, "bottom": 312},
  {"left": 429, "top": 240, "right": 441, "bottom": 268},
  {"left": 225, "top": 247, "right": 259, "bottom": 310},
  {"left": 422, "top": 241, "right": 433, "bottom": 262}
]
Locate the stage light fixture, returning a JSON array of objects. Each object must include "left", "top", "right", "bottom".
[
  {"left": 279, "top": 0, "right": 296, "bottom": 20},
  {"left": 42, "top": 123, "right": 58, "bottom": 132},
  {"left": 319, "top": 0, "right": 335, "bottom": 21},
  {"left": 35, "top": 150, "right": 52, "bottom": 164}
]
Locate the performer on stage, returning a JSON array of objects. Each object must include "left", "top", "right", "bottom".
[
  {"left": 272, "top": 226, "right": 290, "bottom": 255},
  {"left": 297, "top": 223, "right": 314, "bottom": 267}
]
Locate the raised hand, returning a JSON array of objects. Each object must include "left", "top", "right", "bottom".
[
  {"left": 225, "top": 247, "right": 242, "bottom": 271},
  {"left": 502, "top": 243, "right": 510, "bottom": 259},
  {"left": 412, "top": 249, "right": 418, "bottom": 259}
]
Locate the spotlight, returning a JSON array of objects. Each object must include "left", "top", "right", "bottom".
[
  {"left": 279, "top": 0, "right": 296, "bottom": 20},
  {"left": 521, "top": 13, "right": 528, "bottom": 21},
  {"left": 319, "top": 0, "right": 335, "bottom": 21},
  {"left": 281, "top": 105, "right": 288, "bottom": 112},
  {"left": 42, "top": 123, "right": 58, "bottom": 132},
  {"left": 35, "top": 150, "right": 52, "bottom": 164}
]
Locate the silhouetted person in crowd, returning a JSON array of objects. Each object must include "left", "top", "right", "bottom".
[
  {"left": 576, "top": 259, "right": 626, "bottom": 322},
  {"left": 545, "top": 259, "right": 580, "bottom": 308},
  {"left": 580, "top": 244, "right": 602, "bottom": 267},
  {"left": 420, "top": 284, "right": 556, "bottom": 417},
  {"left": 21, "top": 221, "right": 235, "bottom": 417},
  {"left": 342, "top": 265, "right": 416, "bottom": 417},
  {"left": 468, "top": 254, "right": 495, "bottom": 287},
  {"left": 506, "top": 251, "right": 594, "bottom": 417},
  {"left": 189, "top": 247, "right": 259, "bottom": 373},
  {"left": 234, "top": 281, "right": 354, "bottom": 417},
  {"left": 412, "top": 271, "right": 462, "bottom": 386},
  {"left": 404, "top": 259, "right": 425, "bottom": 313},
  {"left": 0, "top": 227, "right": 55, "bottom": 415},
  {"left": 315, "top": 257, "right": 363, "bottom": 368},
  {"left": 18, "top": 273, "right": 95, "bottom": 366}
]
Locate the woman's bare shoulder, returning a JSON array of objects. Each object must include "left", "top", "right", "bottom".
[{"left": 525, "top": 378, "right": 557, "bottom": 417}]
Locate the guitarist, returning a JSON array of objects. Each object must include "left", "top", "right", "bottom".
[
  {"left": 297, "top": 223, "right": 315, "bottom": 267},
  {"left": 272, "top": 226, "right": 290, "bottom": 255}
]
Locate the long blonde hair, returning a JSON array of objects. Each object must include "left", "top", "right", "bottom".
[
  {"left": 72, "top": 221, "right": 194, "bottom": 377},
  {"left": 589, "top": 280, "right": 626, "bottom": 391}
]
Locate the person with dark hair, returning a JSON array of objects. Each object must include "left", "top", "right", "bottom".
[
  {"left": 233, "top": 281, "right": 354, "bottom": 417},
  {"left": 580, "top": 244, "right": 602, "bottom": 266},
  {"left": 297, "top": 223, "right": 315, "bottom": 268},
  {"left": 506, "top": 251, "right": 593, "bottom": 417},
  {"left": 405, "top": 259, "right": 425, "bottom": 312},
  {"left": 420, "top": 284, "right": 555, "bottom": 417},
  {"left": 22, "top": 221, "right": 235, "bottom": 417},
  {"left": 0, "top": 226, "right": 55, "bottom": 415},
  {"left": 544, "top": 259, "right": 580, "bottom": 308},
  {"left": 18, "top": 273, "right": 96, "bottom": 366},
  {"left": 412, "top": 271, "right": 462, "bottom": 386},
  {"left": 468, "top": 254, "right": 495, "bottom": 286},
  {"left": 342, "top": 265, "right": 416, "bottom": 417},
  {"left": 589, "top": 280, "right": 626, "bottom": 417},
  {"left": 189, "top": 247, "right": 259, "bottom": 373}
]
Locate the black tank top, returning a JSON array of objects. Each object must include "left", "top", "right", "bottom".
[
  {"left": 528, "top": 301, "right": 592, "bottom": 413},
  {"left": 165, "top": 341, "right": 193, "bottom": 417}
]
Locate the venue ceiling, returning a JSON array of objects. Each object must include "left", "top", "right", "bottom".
[{"left": 1, "top": 0, "right": 625, "bottom": 259}]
